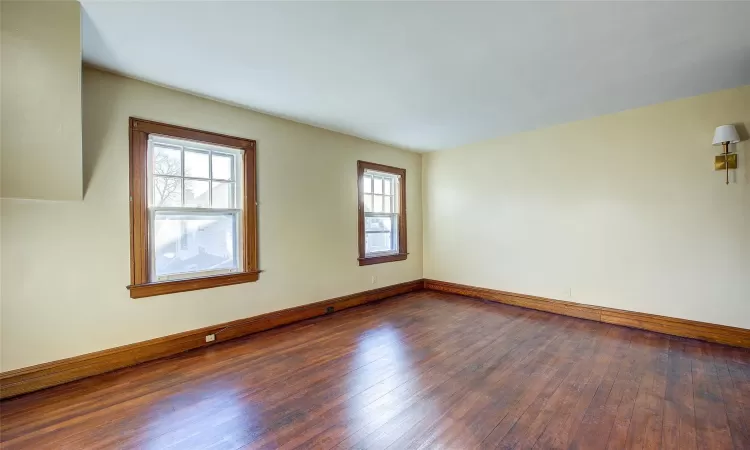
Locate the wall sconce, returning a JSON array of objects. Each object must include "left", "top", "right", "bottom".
[{"left": 712, "top": 125, "right": 741, "bottom": 185}]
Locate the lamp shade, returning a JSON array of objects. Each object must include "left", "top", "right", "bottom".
[{"left": 713, "top": 125, "right": 740, "bottom": 145}]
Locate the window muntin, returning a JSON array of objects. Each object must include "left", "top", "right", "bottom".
[{"left": 147, "top": 135, "right": 244, "bottom": 282}]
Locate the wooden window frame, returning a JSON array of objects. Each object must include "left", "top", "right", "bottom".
[
  {"left": 357, "top": 161, "right": 408, "bottom": 266},
  {"left": 127, "top": 118, "right": 259, "bottom": 298}
]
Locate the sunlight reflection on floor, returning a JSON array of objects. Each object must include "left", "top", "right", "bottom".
[
  {"left": 342, "top": 324, "right": 436, "bottom": 444},
  {"left": 144, "top": 384, "right": 258, "bottom": 449}
]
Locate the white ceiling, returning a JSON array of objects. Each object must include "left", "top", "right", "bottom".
[{"left": 81, "top": 1, "right": 750, "bottom": 152}]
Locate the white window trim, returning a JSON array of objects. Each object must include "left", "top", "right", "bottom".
[
  {"left": 146, "top": 135, "right": 245, "bottom": 283},
  {"left": 363, "top": 169, "right": 401, "bottom": 257}
]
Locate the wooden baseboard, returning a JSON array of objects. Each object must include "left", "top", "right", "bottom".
[
  {"left": 5, "top": 277, "right": 745, "bottom": 399},
  {"left": 424, "top": 279, "right": 750, "bottom": 349},
  {"left": 0, "top": 279, "right": 424, "bottom": 400}
]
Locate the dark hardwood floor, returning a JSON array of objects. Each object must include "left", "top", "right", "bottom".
[{"left": 1, "top": 291, "right": 749, "bottom": 449}]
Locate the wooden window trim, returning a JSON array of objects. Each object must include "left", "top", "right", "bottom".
[
  {"left": 127, "top": 118, "right": 259, "bottom": 298},
  {"left": 357, "top": 161, "right": 408, "bottom": 266}
]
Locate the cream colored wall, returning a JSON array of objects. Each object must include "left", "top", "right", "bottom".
[
  {"left": 0, "top": 1, "right": 82, "bottom": 200},
  {"left": 424, "top": 86, "right": 750, "bottom": 329},
  {"left": 0, "top": 68, "right": 423, "bottom": 372}
]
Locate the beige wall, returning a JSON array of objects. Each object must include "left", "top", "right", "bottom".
[
  {"left": 424, "top": 86, "right": 750, "bottom": 329},
  {"left": 0, "top": 68, "right": 423, "bottom": 371},
  {"left": 1, "top": 1, "right": 82, "bottom": 200},
  {"left": 2, "top": 61, "right": 747, "bottom": 374}
]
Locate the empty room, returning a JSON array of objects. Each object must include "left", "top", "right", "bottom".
[{"left": 1, "top": 1, "right": 749, "bottom": 449}]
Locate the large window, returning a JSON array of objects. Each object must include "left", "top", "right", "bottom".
[
  {"left": 128, "top": 118, "right": 259, "bottom": 298},
  {"left": 357, "top": 161, "right": 407, "bottom": 265}
]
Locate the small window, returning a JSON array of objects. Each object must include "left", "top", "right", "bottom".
[
  {"left": 128, "top": 118, "right": 259, "bottom": 298},
  {"left": 357, "top": 161, "right": 407, "bottom": 265}
]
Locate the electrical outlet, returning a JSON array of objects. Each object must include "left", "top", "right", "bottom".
[
  {"left": 371, "top": 276, "right": 377, "bottom": 284},
  {"left": 205, "top": 334, "right": 216, "bottom": 343}
]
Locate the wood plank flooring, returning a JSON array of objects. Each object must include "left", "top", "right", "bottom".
[{"left": 1, "top": 291, "right": 749, "bottom": 449}]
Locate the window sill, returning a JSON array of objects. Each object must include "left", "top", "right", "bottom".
[
  {"left": 127, "top": 271, "right": 261, "bottom": 298},
  {"left": 358, "top": 253, "right": 408, "bottom": 266}
]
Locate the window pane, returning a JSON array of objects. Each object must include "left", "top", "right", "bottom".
[
  {"left": 363, "top": 175, "right": 372, "bottom": 193},
  {"left": 212, "top": 181, "right": 235, "bottom": 208},
  {"left": 384, "top": 178, "right": 391, "bottom": 195},
  {"left": 366, "top": 232, "right": 392, "bottom": 254},
  {"left": 212, "top": 153, "right": 234, "bottom": 180},
  {"left": 374, "top": 195, "right": 383, "bottom": 212},
  {"left": 364, "top": 194, "right": 372, "bottom": 212},
  {"left": 153, "top": 212, "right": 239, "bottom": 279},
  {"left": 184, "top": 149, "right": 209, "bottom": 178},
  {"left": 153, "top": 146, "right": 182, "bottom": 177},
  {"left": 383, "top": 196, "right": 391, "bottom": 213},
  {"left": 184, "top": 179, "right": 210, "bottom": 207},
  {"left": 153, "top": 176, "right": 182, "bottom": 206},
  {"left": 374, "top": 177, "right": 383, "bottom": 194},
  {"left": 365, "top": 216, "right": 398, "bottom": 255},
  {"left": 365, "top": 216, "right": 392, "bottom": 232}
]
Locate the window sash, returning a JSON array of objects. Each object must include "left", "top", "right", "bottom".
[
  {"left": 149, "top": 208, "right": 243, "bottom": 282},
  {"left": 363, "top": 170, "right": 400, "bottom": 256},
  {"left": 147, "top": 135, "right": 243, "bottom": 210},
  {"left": 146, "top": 135, "right": 245, "bottom": 283},
  {"left": 364, "top": 212, "right": 399, "bottom": 256},
  {"left": 363, "top": 170, "right": 399, "bottom": 215}
]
